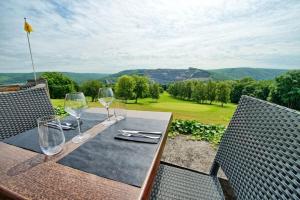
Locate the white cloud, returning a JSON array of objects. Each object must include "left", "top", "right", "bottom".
[{"left": 0, "top": 0, "right": 299, "bottom": 73}]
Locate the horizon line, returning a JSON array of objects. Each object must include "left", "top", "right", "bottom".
[{"left": 0, "top": 66, "right": 296, "bottom": 74}]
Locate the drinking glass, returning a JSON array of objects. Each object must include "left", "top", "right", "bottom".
[
  {"left": 64, "top": 92, "right": 90, "bottom": 143},
  {"left": 98, "top": 87, "right": 115, "bottom": 126},
  {"left": 37, "top": 115, "right": 65, "bottom": 156}
]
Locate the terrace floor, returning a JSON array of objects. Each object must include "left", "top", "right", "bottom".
[{"left": 162, "top": 135, "right": 225, "bottom": 177}]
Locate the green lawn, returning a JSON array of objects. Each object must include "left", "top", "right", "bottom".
[{"left": 51, "top": 92, "right": 236, "bottom": 125}]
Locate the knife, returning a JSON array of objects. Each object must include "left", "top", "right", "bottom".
[{"left": 120, "top": 129, "right": 162, "bottom": 135}]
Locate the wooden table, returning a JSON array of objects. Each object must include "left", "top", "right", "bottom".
[{"left": 0, "top": 109, "right": 172, "bottom": 200}]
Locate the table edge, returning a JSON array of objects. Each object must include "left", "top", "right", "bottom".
[{"left": 139, "top": 113, "right": 173, "bottom": 200}]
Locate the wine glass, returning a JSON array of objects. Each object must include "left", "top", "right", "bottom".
[
  {"left": 98, "top": 87, "right": 115, "bottom": 126},
  {"left": 64, "top": 92, "right": 90, "bottom": 143},
  {"left": 37, "top": 115, "right": 65, "bottom": 156},
  {"left": 113, "top": 98, "right": 127, "bottom": 121}
]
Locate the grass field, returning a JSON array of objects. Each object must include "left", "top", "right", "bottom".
[{"left": 52, "top": 92, "right": 236, "bottom": 125}]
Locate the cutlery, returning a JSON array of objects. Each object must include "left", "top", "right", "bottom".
[
  {"left": 120, "top": 129, "right": 162, "bottom": 135},
  {"left": 121, "top": 132, "right": 160, "bottom": 139},
  {"left": 47, "top": 122, "right": 74, "bottom": 130}
]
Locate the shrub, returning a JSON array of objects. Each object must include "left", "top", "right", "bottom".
[
  {"left": 169, "top": 119, "right": 226, "bottom": 146},
  {"left": 54, "top": 106, "right": 68, "bottom": 117}
]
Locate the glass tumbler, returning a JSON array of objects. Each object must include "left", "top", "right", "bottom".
[{"left": 37, "top": 115, "right": 65, "bottom": 156}]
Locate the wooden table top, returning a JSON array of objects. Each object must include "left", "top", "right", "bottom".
[{"left": 0, "top": 109, "right": 172, "bottom": 200}]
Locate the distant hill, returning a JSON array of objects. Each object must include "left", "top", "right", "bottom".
[
  {"left": 0, "top": 72, "right": 108, "bottom": 85},
  {"left": 63, "top": 72, "right": 108, "bottom": 83},
  {"left": 104, "top": 68, "right": 210, "bottom": 84},
  {"left": 0, "top": 68, "right": 289, "bottom": 85},
  {"left": 103, "top": 67, "right": 288, "bottom": 84},
  {"left": 208, "top": 68, "right": 288, "bottom": 80}
]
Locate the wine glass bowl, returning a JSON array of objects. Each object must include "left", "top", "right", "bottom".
[
  {"left": 98, "top": 87, "right": 115, "bottom": 125},
  {"left": 64, "top": 92, "right": 87, "bottom": 118},
  {"left": 64, "top": 92, "right": 90, "bottom": 143}
]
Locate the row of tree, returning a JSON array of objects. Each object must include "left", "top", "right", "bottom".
[
  {"left": 230, "top": 70, "right": 300, "bottom": 110},
  {"left": 168, "top": 80, "right": 231, "bottom": 106},
  {"left": 168, "top": 70, "right": 300, "bottom": 110},
  {"left": 41, "top": 70, "right": 300, "bottom": 110},
  {"left": 268, "top": 70, "right": 300, "bottom": 110},
  {"left": 230, "top": 78, "right": 272, "bottom": 103},
  {"left": 41, "top": 72, "right": 161, "bottom": 103}
]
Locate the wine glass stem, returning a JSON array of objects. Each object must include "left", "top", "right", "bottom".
[
  {"left": 77, "top": 117, "right": 82, "bottom": 136},
  {"left": 106, "top": 107, "right": 110, "bottom": 121}
]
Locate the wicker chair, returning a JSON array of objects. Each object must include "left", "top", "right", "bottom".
[
  {"left": 151, "top": 95, "right": 300, "bottom": 200},
  {"left": 0, "top": 86, "right": 54, "bottom": 141}
]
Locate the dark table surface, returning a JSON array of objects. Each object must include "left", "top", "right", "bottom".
[{"left": 58, "top": 117, "right": 168, "bottom": 187}]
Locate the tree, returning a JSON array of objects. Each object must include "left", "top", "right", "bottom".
[
  {"left": 80, "top": 80, "right": 102, "bottom": 102},
  {"left": 132, "top": 75, "right": 149, "bottom": 103},
  {"left": 217, "top": 82, "right": 231, "bottom": 107},
  {"left": 184, "top": 81, "right": 193, "bottom": 100},
  {"left": 254, "top": 80, "right": 272, "bottom": 100},
  {"left": 41, "top": 72, "right": 76, "bottom": 98},
  {"left": 269, "top": 70, "right": 300, "bottom": 110},
  {"left": 242, "top": 83, "right": 257, "bottom": 97},
  {"left": 160, "top": 84, "right": 166, "bottom": 93},
  {"left": 230, "top": 77, "right": 255, "bottom": 103},
  {"left": 167, "top": 83, "right": 176, "bottom": 97},
  {"left": 149, "top": 83, "right": 160, "bottom": 100},
  {"left": 115, "top": 75, "right": 136, "bottom": 102},
  {"left": 176, "top": 82, "right": 184, "bottom": 98},
  {"left": 192, "top": 81, "right": 206, "bottom": 103},
  {"left": 206, "top": 80, "right": 217, "bottom": 104}
]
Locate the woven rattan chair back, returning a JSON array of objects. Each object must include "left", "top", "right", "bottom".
[
  {"left": 211, "top": 95, "right": 300, "bottom": 199},
  {"left": 0, "top": 86, "right": 54, "bottom": 140}
]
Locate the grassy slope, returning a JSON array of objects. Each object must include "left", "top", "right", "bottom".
[{"left": 52, "top": 92, "right": 236, "bottom": 125}]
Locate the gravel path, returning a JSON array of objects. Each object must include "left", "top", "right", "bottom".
[{"left": 162, "top": 135, "right": 226, "bottom": 178}]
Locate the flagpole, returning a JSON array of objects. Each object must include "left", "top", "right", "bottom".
[{"left": 24, "top": 17, "right": 37, "bottom": 83}]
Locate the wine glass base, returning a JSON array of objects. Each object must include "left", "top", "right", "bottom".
[
  {"left": 41, "top": 145, "right": 63, "bottom": 156},
  {"left": 72, "top": 133, "right": 90, "bottom": 143},
  {"left": 102, "top": 119, "right": 116, "bottom": 126},
  {"left": 116, "top": 116, "right": 125, "bottom": 121}
]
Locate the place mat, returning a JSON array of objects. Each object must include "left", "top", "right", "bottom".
[
  {"left": 58, "top": 117, "right": 169, "bottom": 187},
  {"left": 3, "top": 112, "right": 106, "bottom": 153},
  {"left": 115, "top": 133, "right": 160, "bottom": 144}
]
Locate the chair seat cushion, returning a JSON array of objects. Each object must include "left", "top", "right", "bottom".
[{"left": 150, "top": 162, "right": 224, "bottom": 200}]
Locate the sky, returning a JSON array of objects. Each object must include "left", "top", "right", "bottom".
[{"left": 0, "top": 0, "right": 299, "bottom": 73}]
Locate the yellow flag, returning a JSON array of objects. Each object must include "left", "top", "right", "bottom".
[{"left": 24, "top": 21, "right": 33, "bottom": 33}]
